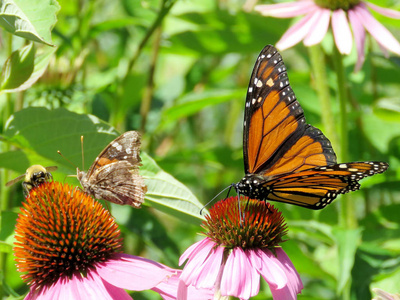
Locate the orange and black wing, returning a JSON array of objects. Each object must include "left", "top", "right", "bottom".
[
  {"left": 243, "top": 45, "right": 336, "bottom": 177},
  {"left": 262, "top": 162, "right": 388, "bottom": 209}
]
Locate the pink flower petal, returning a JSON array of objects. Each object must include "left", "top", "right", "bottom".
[
  {"left": 180, "top": 240, "right": 222, "bottom": 286},
  {"left": 353, "top": 3, "right": 400, "bottom": 55},
  {"left": 25, "top": 273, "right": 122, "bottom": 300},
  {"left": 303, "top": 8, "right": 331, "bottom": 46},
  {"left": 249, "top": 249, "right": 287, "bottom": 289},
  {"left": 152, "top": 271, "right": 181, "bottom": 300},
  {"left": 156, "top": 272, "right": 214, "bottom": 300},
  {"left": 276, "top": 248, "right": 303, "bottom": 297},
  {"left": 276, "top": 10, "right": 321, "bottom": 51},
  {"left": 194, "top": 244, "right": 224, "bottom": 288},
  {"left": 331, "top": 9, "right": 353, "bottom": 54},
  {"left": 96, "top": 253, "right": 177, "bottom": 291},
  {"left": 179, "top": 238, "right": 214, "bottom": 265},
  {"left": 348, "top": 8, "right": 366, "bottom": 71},
  {"left": 220, "top": 248, "right": 260, "bottom": 300},
  {"left": 255, "top": 0, "right": 317, "bottom": 18},
  {"left": 365, "top": 2, "right": 400, "bottom": 19}
]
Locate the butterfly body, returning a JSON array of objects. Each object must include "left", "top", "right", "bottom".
[
  {"left": 235, "top": 45, "right": 388, "bottom": 209},
  {"left": 77, "top": 131, "right": 147, "bottom": 207}
]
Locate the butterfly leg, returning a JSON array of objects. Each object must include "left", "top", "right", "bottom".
[{"left": 233, "top": 184, "right": 245, "bottom": 225}]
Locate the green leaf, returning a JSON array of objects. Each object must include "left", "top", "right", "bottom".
[
  {"left": 0, "top": 0, "right": 59, "bottom": 45},
  {"left": 0, "top": 43, "right": 56, "bottom": 93},
  {"left": 3, "top": 107, "right": 204, "bottom": 222},
  {"left": 333, "top": 227, "right": 363, "bottom": 294},
  {"left": 141, "top": 152, "right": 205, "bottom": 223},
  {"left": 0, "top": 150, "right": 29, "bottom": 173},
  {"left": 162, "top": 88, "right": 243, "bottom": 124}
]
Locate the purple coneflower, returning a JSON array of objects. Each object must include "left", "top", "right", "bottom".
[
  {"left": 14, "top": 182, "right": 179, "bottom": 299},
  {"left": 178, "top": 196, "right": 302, "bottom": 300},
  {"left": 255, "top": 0, "right": 400, "bottom": 71}
]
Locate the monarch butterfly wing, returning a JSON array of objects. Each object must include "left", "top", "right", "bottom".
[
  {"left": 263, "top": 124, "right": 337, "bottom": 177},
  {"left": 264, "top": 161, "right": 388, "bottom": 209},
  {"left": 243, "top": 45, "right": 335, "bottom": 177}
]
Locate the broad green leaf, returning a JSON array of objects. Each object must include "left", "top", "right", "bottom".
[
  {"left": 162, "top": 89, "right": 243, "bottom": 124},
  {"left": 333, "top": 227, "right": 363, "bottom": 294},
  {"left": 141, "top": 152, "right": 205, "bottom": 223},
  {"left": 0, "top": 0, "right": 59, "bottom": 45},
  {"left": 0, "top": 150, "right": 29, "bottom": 173},
  {"left": 0, "top": 44, "right": 56, "bottom": 93},
  {"left": 3, "top": 107, "right": 204, "bottom": 222}
]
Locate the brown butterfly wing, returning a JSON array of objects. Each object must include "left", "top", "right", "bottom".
[
  {"left": 243, "top": 45, "right": 335, "bottom": 176},
  {"left": 79, "top": 131, "right": 146, "bottom": 207},
  {"left": 86, "top": 131, "right": 142, "bottom": 178},
  {"left": 88, "top": 161, "right": 147, "bottom": 207}
]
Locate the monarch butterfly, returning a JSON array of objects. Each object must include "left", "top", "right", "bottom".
[{"left": 234, "top": 45, "right": 388, "bottom": 209}]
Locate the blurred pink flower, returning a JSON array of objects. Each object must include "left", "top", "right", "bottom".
[
  {"left": 178, "top": 197, "right": 303, "bottom": 300},
  {"left": 255, "top": 0, "right": 400, "bottom": 71}
]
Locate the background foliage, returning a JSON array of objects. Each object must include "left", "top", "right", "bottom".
[{"left": 0, "top": 0, "right": 399, "bottom": 299}]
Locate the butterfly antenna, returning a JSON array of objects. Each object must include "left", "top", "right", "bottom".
[
  {"left": 81, "top": 135, "right": 85, "bottom": 171},
  {"left": 57, "top": 150, "right": 78, "bottom": 168},
  {"left": 200, "top": 184, "right": 234, "bottom": 215}
]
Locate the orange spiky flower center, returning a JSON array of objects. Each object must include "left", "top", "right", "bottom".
[
  {"left": 14, "top": 182, "right": 122, "bottom": 288},
  {"left": 203, "top": 197, "right": 287, "bottom": 251}
]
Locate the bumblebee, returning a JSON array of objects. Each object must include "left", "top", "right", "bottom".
[{"left": 6, "top": 165, "right": 58, "bottom": 196}]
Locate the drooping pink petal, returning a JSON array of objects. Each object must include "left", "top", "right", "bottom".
[
  {"left": 365, "top": 2, "right": 400, "bottom": 19},
  {"left": 353, "top": 3, "right": 400, "bottom": 55},
  {"left": 303, "top": 8, "right": 331, "bottom": 46},
  {"left": 246, "top": 250, "right": 262, "bottom": 297},
  {"left": 194, "top": 244, "right": 224, "bottom": 288},
  {"left": 25, "top": 273, "right": 123, "bottom": 300},
  {"left": 179, "top": 238, "right": 215, "bottom": 266},
  {"left": 155, "top": 271, "right": 214, "bottom": 300},
  {"left": 62, "top": 272, "right": 128, "bottom": 300},
  {"left": 249, "top": 248, "right": 287, "bottom": 290},
  {"left": 220, "top": 248, "right": 260, "bottom": 300},
  {"left": 255, "top": 0, "right": 317, "bottom": 18},
  {"left": 276, "top": 10, "right": 321, "bottom": 51},
  {"left": 348, "top": 8, "right": 366, "bottom": 71},
  {"left": 102, "top": 280, "right": 133, "bottom": 300},
  {"left": 96, "top": 253, "right": 177, "bottom": 291},
  {"left": 331, "top": 9, "right": 353, "bottom": 54},
  {"left": 179, "top": 240, "right": 222, "bottom": 286},
  {"left": 276, "top": 248, "right": 303, "bottom": 298}
]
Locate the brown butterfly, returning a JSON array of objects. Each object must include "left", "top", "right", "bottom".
[{"left": 77, "top": 131, "right": 147, "bottom": 207}]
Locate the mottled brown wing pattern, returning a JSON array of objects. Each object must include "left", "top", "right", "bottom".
[
  {"left": 86, "top": 161, "right": 146, "bottom": 207},
  {"left": 86, "top": 131, "right": 142, "bottom": 177},
  {"left": 77, "top": 131, "right": 146, "bottom": 208}
]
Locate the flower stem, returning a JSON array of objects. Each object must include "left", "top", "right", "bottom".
[
  {"left": 308, "top": 45, "right": 338, "bottom": 148},
  {"left": 333, "top": 46, "right": 357, "bottom": 230}
]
